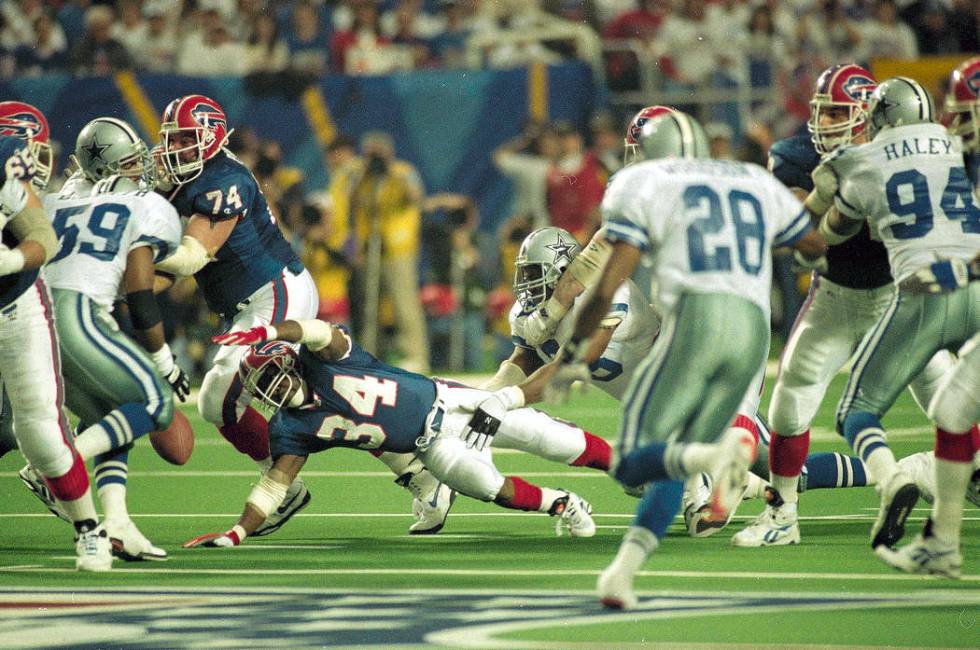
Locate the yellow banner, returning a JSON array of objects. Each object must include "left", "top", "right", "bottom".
[
  {"left": 871, "top": 56, "right": 966, "bottom": 98},
  {"left": 113, "top": 71, "right": 160, "bottom": 140}
]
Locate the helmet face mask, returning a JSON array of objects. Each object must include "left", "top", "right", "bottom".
[
  {"left": 945, "top": 57, "right": 980, "bottom": 153},
  {"left": 0, "top": 101, "right": 53, "bottom": 191},
  {"left": 807, "top": 64, "right": 877, "bottom": 155},
  {"left": 513, "top": 227, "right": 580, "bottom": 311},
  {"left": 159, "top": 95, "right": 231, "bottom": 185},
  {"left": 74, "top": 117, "right": 157, "bottom": 190},
  {"left": 240, "top": 343, "right": 305, "bottom": 411}
]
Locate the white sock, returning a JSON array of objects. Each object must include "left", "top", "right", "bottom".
[
  {"left": 677, "top": 443, "right": 717, "bottom": 475},
  {"left": 60, "top": 487, "right": 99, "bottom": 524},
  {"left": 255, "top": 457, "right": 273, "bottom": 473},
  {"left": 98, "top": 482, "right": 129, "bottom": 522},
  {"left": 864, "top": 446, "right": 898, "bottom": 485},
  {"left": 74, "top": 426, "right": 110, "bottom": 461},
  {"left": 609, "top": 526, "right": 659, "bottom": 574},
  {"left": 539, "top": 487, "right": 568, "bottom": 513},
  {"left": 770, "top": 474, "right": 800, "bottom": 504},
  {"left": 931, "top": 458, "right": 971, "bottom": 545},
  {"left": 743, "top": 472, "right": 769, "bottom": 500}
]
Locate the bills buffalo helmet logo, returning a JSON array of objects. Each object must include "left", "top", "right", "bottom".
[
  {"left": 0, "top": 112, "right": 44, "bottom": 140},
  {"left": 190, "top": 103, "right": 227, "bottom": 131},
  {"left": 966, "top": 70, "right": 980, "bottom": 96},
  {"left": 842, "top": 75, "right": 876, "bottom": 103},
  {"left": 628, "top": 118, "right": 648, "bottom": 144},
  {"left": 253, "top": 340, "right": 293, "bottom": 358}
]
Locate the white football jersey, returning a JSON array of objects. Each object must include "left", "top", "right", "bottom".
[
  {"left": 510, "top": 278, "right": 661, "bottom": 400},
  {"left": 602, "top": 159, "right": 809, "bottom": 315},
  {"left": 42, "top": 180, "right": 181, "bottom": 308},
  {"left": 829, "top": 123, "right": 980, "bottom": 284}
]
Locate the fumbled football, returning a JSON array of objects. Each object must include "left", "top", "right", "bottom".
[{"left": 150, "top": 409, "right": 194, "bottom": 465}]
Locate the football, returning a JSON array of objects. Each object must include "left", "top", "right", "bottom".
[{"left": 150, "top": 410, "right": 194, "bottom": 466}]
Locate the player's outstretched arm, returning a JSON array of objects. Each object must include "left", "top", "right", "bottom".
[
  {"left": 0, "top": 181, "right": 57, "bottom": 276},
  {"left": 517, "top": 327, "right": 616, "bottom": 404},
  {"left": 184, "top": 454, "right": 307, "bottom": 548},
  {"left": 154, "top": 214, "right": 234, "bottom": 277},
  {"left": 214, "top": 319, "right": 351, "bottom": 360},
  {"left": 481, "top": 347, "right": 541, "bottom": 391}
]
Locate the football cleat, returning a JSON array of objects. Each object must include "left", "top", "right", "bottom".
[
  {"left": 871, "top": 469, "right": 919, "bottom": 549},
  {"left": 597, "top": 563, "right": 638, "bottom": 610},
  {"left": 967, "top": 468, "right": 980, "bottom": 507},
  {"left": 398, "top": 468, "right": 457, "bottom": 535},
  {"left": 731, "top": 489, "right": 800, "bottom": 547},
  {"left": 75, "top": 524, "right": 113, "bottom": 572},
  {"left": 875, "top": 519, "right": 961, "bottom": 579},
  {"left": 105, "top": 518, "right": 167, "bottom": 561},
  {"left": 18, "top": 464, "right": 70, "bottom": 522},
  {"left": 709, "top": 430, "right": 755, "bottom": 523},
  {"left": 252, "top": 478, "right": 311, "bottom": 537},
  {"left": 551, "top": 491, "right": 596, "bottom": 538}
]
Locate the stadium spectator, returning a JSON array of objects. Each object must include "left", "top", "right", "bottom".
[
  {"left": 905, "top": 2, "right": 959, "bottom": 56},
  {"left": 288, "top": 0, "right": 331, "bottom": 76},
  {"left": 16, "top": 12, "right": 67, "bottom": 76},
  {"left": 245, "top": 14, "right": 290, "bottom": 74},
  {"left": 137, "top": 2, "right": 178, "bottom": 73},
  {"left": 797, "top": 0, "right": 865, "bottom": 67},
  {"left": 1, "top": 0, "right": 42, "bottom": 48},
  {"left": 655, "top": 0, "right": 725, "bottom": 86},
  {"left": 706, "top": 121, "right": 735, "bottom": 160},
  {"left": 111, "top": 0, "right": 147, "bottom": 59},
  {"left": 330, "top": 0, "right": 395, "bottom": 74},
  {"left": 546, "top": 120, "right": 604, "bottom": 244},
  {"left": 862, "top": 0, "right": 918, "bottom": 60},
  {"left": 176, "top": 16, "right": 247, "bottom": 77},
  {"left": 429, "top": 0, "right": 471, "bottom": 67},
  {"left": 948, "top": 0, "right": 979, "bottom": 53},
  {"left": 381, "top": 0, "right": 445, "bottom": 40},
  {"left": 589, "top": 111, "right": 622, "bottom": 176},
  {"left": 71, "top": 5, "right": 132, "bottom": 75},
  {"left": 493, "top": 121, "right": 560, "bottom": 229},
  {"left": 745, "top": 4, "right": 792, "bottom": 89},
  {"left": 601, "top": 0, "right": 667, "bottom": 91}
]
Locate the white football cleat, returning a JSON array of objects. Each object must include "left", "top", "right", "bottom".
[
  {"left": 252, "top": 478, "right": 311, "bottom": 537},
  {"left": 397, "top": 467, "right": 456, "bottom": 535},
  {"left": 105, "top": 518, "right": 167, "bottom": 561},
  {"left": 731, "top": 490, "right": 800, "bottom": 547},
  {"left": 682, "top": 473, "right": 716, "bottom": 537},
  {"left": 552, "top": 491, "right": 596, "bottom": 538},
  {"left": 18, "top": 464, "right": 70, "bottom": 522},
  {"left": 709, "top": 431, "right": 755, "bottom": 523},
  {"left": 875, "top": 519, "right": 961, "bottom": 579},
  {"left": 871, "top": 469, "right": 919, "bottom": 549},
  {"left": 75, "top": 524, "right": 113, "bottom": 572},
  {"left": 597, "top": 563, "right": 638, "bottom": 610}
]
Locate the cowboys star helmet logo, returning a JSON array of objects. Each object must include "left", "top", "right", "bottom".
[
  {"left": 190, "top": 103, "right": 227, "bottom": 130},
  {"left": 545, "top": 233, "right": 576, "bottom": 264},
  {"left": 842, "top": 75, "right": 876, "bottom": 103},
  {"left": 0, "top": 112, "right": 43, "bottom": 140},
  {"left": 83, "top": 135, "right": 110, "bottom": 162}
]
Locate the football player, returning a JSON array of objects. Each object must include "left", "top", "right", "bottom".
[
  {"left": 551, "top": 111, "right": 826, "bottom": 609},
  {"left": 733, "top": 65, "right": 959, "bottom": 548},
  {"left": 945, "top": 56, "right": 980, "bottom": 186},
  {"left": 23, "top": 117, "right": 184, "bottom": 561},
  {"left": 181, "top": 318, "right": 611, "bottom": 547},
  {"left": 0, "top": 101, "right": 112, "bottom": 571},
  {"left": 815, "top": 77, "right": 980, "bottom": 575},
  {"left": 155, "top": 95, "right": 447, "bottom": 535}
]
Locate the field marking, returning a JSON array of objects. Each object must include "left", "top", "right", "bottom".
[{"left": 4, "top": 565, "right": 980, "bottom": 583}]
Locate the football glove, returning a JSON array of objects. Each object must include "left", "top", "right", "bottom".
[
  {"left": 523, "top": 302, "right": 563, "bottom": 346},
  {"left": 901, "top": 259, "right": 972, "bottom": 294},
  {"left": 543, "top": 362, "right": 591, "bottom": 405},
  {"left": 805, "top": 162, "right": 839, "bottom": 215},
  {"left": 461, "top": 387, "right": 524, "bottom": 451},
  {"left": 792, "top": 250, "right": 828, "bottom": 275},
  {"left": 182, "top": 529, "right": 241, "bottom": 548},
  {"left": 213, "top": 325, "right": 275, "bottom": 347},
  {"left": 150, "top": 345, "right": 190, "bottom": 402}
]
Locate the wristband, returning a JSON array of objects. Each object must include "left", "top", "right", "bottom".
[
  {"left": 0, "top": 248, "right": 25, "bottom": 276},
  {"left": 494, "top": 385, "right": 526, "bottom": 410},
  {"left": 150, "top": 343, "right": 175, "bottom": 374},
  {"left": 296, "top": 319, "right": 333, "bottom": 351},
  {"left": 228, "top": 524, "right": 246, "bottom": 545},
  {"left": 264, "top": 324, "right": 279, "bottom": 341}
]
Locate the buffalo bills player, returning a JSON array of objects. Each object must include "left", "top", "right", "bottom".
[
  {"left": 733, "top": 65, "right": 960, "bottom": 548},
  {"left": 182, "top": 318, "right": 604, "bottom": 547},
  {"left": 0, "top": 101, "right": 112, "bottom": 571},
  {"left": 946, "top": 56, "right": 980, "bottom": 187},
  {"left": 155, "top": 95, "right": 450, "bottom": 535}
]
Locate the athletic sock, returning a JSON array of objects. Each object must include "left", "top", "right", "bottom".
[
  {"left": 43, "top": 449, "right": 90, "bottom": 502},
  {"left": 843, "top": 413, "right": 895, "bottom": 482},
  {"left": 571, "top": 432, "right": 611, "bottom": 470},
  {"left": 614, "top": 442, "right": 710, "bottom": 486},
  {"left": 75, "top": 403, "right": 155, "bottom": 460},
  {"left": 218, "top": 406, "right": 270, "bottom": 462},
  {"left": 94, "top": 446, "right": 130, "bottom": 521},
  {"left": 932, "top": 428, "right": 974, "bottom": 545},
  {"left": 768, "top": 431, "right": 809, "bottom": 504},
  {"left": 498, "top": 476, "right": 541, "bottom": 511},
  {"left": 62, "top": 487, "right": 99, "bottom": 527},
  {"left": 633, "top": 479, "right": 684, "bottom": 540},
  {"left": 802, "top": 452, "right": 869, "bottom": 490},
  {"left": 607, "top": 526, "right": 659, "bottom": 576}
]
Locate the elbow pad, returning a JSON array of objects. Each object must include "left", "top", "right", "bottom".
[
  {"left": 155, "top": 235, "right": 210, "bottom": 276},
  {"left": 8, "top": 206, "right": 58, "bottom": 262},
  {"left": 567, "top": 233, "right": 612, "bottom": 288}
]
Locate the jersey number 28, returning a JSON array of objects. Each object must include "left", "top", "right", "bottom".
[{"left": 684, "top": 185, "right": 765, "bottom": 275}]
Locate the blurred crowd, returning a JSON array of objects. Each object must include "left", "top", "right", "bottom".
[{"left": 2, "top": 0, "right": 976, "bottom": 78}]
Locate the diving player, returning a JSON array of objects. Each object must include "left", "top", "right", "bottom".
[
  {"left": 182, "top": 318, "right": 609, "bottom": 547},
  {"left": 0, "top": 101, "right": 112, "bottom": 571},
  {"left": 155, "top": 94, "right": 447, "bottom": 535},
  {"left": 733, "top": 65, "right": 959, "bottom": 548},
  {"left": 32, "top": 117, "right": 184, "bottom": 561},
  {"left": 816, "top": 77, "right": 980, "bottom": 573},
  {"left": 550, "top": 111, "right": 826, "bottom": 609}
]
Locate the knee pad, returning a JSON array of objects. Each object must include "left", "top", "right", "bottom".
[
  {"left": 496, "top": 409, "right": 585, "bottom": 464},
  {"left": 423, "top": 438, "right": 504, "bottom": 501},
  {"left": 929, "top": 383, "right": 978, "bottom": 434},
  {"left": 768, "top": 381, "right": 817, "bottom": 437}
]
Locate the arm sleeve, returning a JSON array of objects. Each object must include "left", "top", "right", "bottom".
[
  {"left": 7, "top": 205, "right": 58, "bottom": 261},
  {"left": 828, "top": 151, "right": 872, "bottom": 221},
  {"left": 601, "top": 168, "right": 653, "bottom": 252},
  {"left": 134, "top": 195, "right": 184, "bottom": 263},
  {"left": 769, "top": 178, "right": 812, "bottom": 248}
]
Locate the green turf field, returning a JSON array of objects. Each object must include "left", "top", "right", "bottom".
[{"left": 1, "top": 374, "right": 978, "bottom": 648}]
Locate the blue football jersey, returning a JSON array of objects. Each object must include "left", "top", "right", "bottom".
[
  {"left": 269, "top": 336, "right": 438, "bottom": 459},
  {"left": 768, "top": 135, "right": 891, "bottom": 290},
  {"left": 168, "top": 150, "right": 302, "bottom": 316},
  {"left": 966, "top": 152, "right": 979, "bottom": 189},
  {"left": 0, "top": 135, "right": 39, "bottom": 307}
]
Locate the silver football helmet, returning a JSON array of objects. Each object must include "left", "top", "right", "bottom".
[
  {"left": 638, "top": 111, "right": 709, "bottom": 161},
  {"left": 73, "top": 117, "right": 156, "bottom": 188},
  {"left": 866, "top": 77, "right": 936, "bottom": 138},
  {"left": 514, "top": 227, "right": 581, "bottom": 311}
]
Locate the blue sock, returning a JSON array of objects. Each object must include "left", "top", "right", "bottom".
[
  {"left": 801, "top": 452, "right": 869, "bottom": 491},
  {"left": 615, "top": 443, "right": 687, "bottom": 487},
  {"left": 94, "top": 444, "right": 130, "bottom": 490},
  {"left": 842, "top": 412, "right": 889, "bottom": 464},
  {"left": 632, "top": 479, "right": 684, "bottom": 540}
]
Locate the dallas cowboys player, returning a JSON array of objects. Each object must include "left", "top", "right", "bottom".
[
  {"left": 551, "top": 111, "right": 827, "bottom": 609},
  {"left": 816, "top": 78, "right": 980, "bottom": 574},
  {"left": 182, "top": 318, "right": 604, "bottom": 547},
  {"left": 0, "top": 101, "right": 112, "bottom": 571},
  {"left": 156, "top": 94, "right": 446, "bottom": 535},
  {"left": 35, "top": 117, "right": 183, "bottom": 561},
  {"left": 733, "top": 65, "right": 959, "bottom": 548}
]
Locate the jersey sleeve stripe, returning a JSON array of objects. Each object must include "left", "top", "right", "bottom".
[
  {"left": 134, "top": 235, "right": 173, "bottom": 263},
  {"left": 834, "top": 192, "right": 861, "bottom": 219},
  {"left": 605, "top": 219, "right": 649, "bottom": 251},
  {"left": 608, "top": 302, "right": 629, "bottom": 314},
  {"left": 773, "top": 209, "right": 812, "bottom": 247},
  {"left": 512, "top": 335, "right": 532, "bottom": 349}
]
